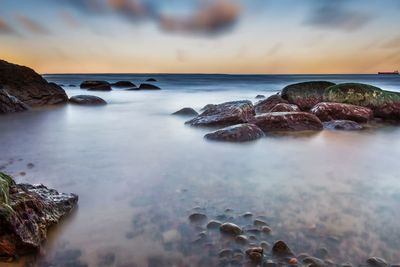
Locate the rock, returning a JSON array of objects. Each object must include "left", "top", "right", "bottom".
[
  {"left": 272, "top": 240, "right": 293, "bottom": 257},
  {"left": 323, "top": 83, "right": 400, "bottom": 120},
  {"left": 138, "top": 83, "right": 161, "bottom": 90},
  {"left": 242, "top": 212, "right": 253, "bottom": 218},
  {"left": 186, "top": 101, "right": 255, "bottom": 127},
  {"left": 254, "top": 219, "right": 268, "bottom": 227},
  {"left": 261, "top": 226, "right": 271, "bottom": 234},
  {"left": 0, "top": 59, "right": 68, "bottom": 107},
  {"left": 0, "top": 172, "right": 78, "bottom": 260},
  {"left": 256, "top": 95, "right": 266, "bottom": 99},
  {"left": 260, "top": 241, "right": 270, "bottom": 250},
  {"left": 0, "top": 88, "right": 29, "bottom": 114},
  {"left": 289, "top": 258, "right": 298, "bottom": 265},
  {"left": 204, "top": 123, "right": 264, "bottom": 142},
  {"left": 323, "top": 120, "right": 363, "bottom": 131},
  {"left": 367, "top": 257, "right": 389, "bottom": 267},
  {"left": 69, "top": 84, "right": 76, "bottom": 87},
  {"left": 80, "top": 80, "right": 110, "bottom": 89},
  {"left": 188, "top": 213, "right": 207, "bottom": 223},
  {"left": 200, "top": 104, "right": 217, "bottom": 111},
  {"left": 87, "top": 84, "right": 112, "bottom": 91},
  {"left": 254, "top": 112, "right": 323, "bottom": 132},
  {"left": 69, "top": 95, "right": 107, "bottom": 106},
  {"left": 206, "top": 220, "right": 222, "bottom": 229},
  {"left": 281, "top": 81, "right": 336, "bottom": 110},
  {"left": 246, "top": 247, "right": 263, "bottom": 263},
  {"left": 218, "top": 249, "right": 233, "bottom": 258},
  {"left": 302, "top": 256, "right": 326, "bottom": 267},
  {"left": 310, "top": 102, "right": 373, "bottom": 122},
  {"left": 235, "top": 235, "right": 249, "bottom": 245},
  {"left": 255, "top": 95, "right": 289, "bottom": 114},
  {"left": 146, "top": 78, "right": 157, "bottom": 82},
  {"left": 172, "top": 108, "right": 198, "bottom": 116},
  {"left": 270, "top": 103, "right": 301, "bottom": 112},
  {"left": 111, "top": 81, "right": 136, "bottom": 88},
  {"left": 219, "top": 223, "right": 243, "bottom": 236}
]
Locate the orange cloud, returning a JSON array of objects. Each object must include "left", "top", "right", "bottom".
[{"left": 0, "top": 17, "right": 15, "bottom": 34}]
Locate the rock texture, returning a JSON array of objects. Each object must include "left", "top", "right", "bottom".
[
  {"left": 0, "top": 59, "right": 67, "bottom": 107},
  {"left": 0, "top": 172, "right": 78, "bottom": 261},
  {"left": 0, "top": 88, "right": 28, "bottom": 114},
  {"left": 270, "top": 103, "right": 301, "bottom": 112},
  {"left": 323, "top": 120, "right": 363, "bottom": 131},
  {"left": 281, "top": 81, "right": 336, "bottom": 110},
  {"left": 310, "top": 102, "right": 373, "bottom": 123},
  {"left": 172, "top": 107, "right": 198, "bottom": 116},
  {"left": 69, "top": 95, "right": 107, "bottom": 105},
  {"left": 186, "top": 100, "right": 255, "bottom": 127},
  {"left": 111, "top": 81, "right": 136, "bottom": 88},
  {"left": 254, "top": 112, "right": 323, "bottom": 132},
  {"left": 87, "top": 84, "right": 112, "bottom": 91},
  {"left": 254, "top": 95, "right": 288, "bottom": 114},
  {"left": 139, "top": 83, "right": 161, "bottom": 90},
  {"left": 204, "top": 123, "right": 264, "bottom": 142},
  {"left": 80, "top": 81, "right": 110, "bottom": 89}
]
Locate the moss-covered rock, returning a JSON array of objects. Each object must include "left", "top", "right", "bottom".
[{"left": 0, "top": 172, "right": 14, "bottom": 204}]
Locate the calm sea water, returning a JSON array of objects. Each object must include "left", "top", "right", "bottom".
[{"left": 1, "top": 74, "right": 400, "bottom": 266}]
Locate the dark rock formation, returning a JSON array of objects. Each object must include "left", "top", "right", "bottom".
[
  {"left": 146, "top": 78, "right": 157, "bottom": 82},
  {"left": 0, "top": 172, "right": 78, "bottom": 261},
  {"left": 270, "top": 103, "right": 301, "bottom": 112},
  {"left": 69, "top": 95, "right": 107, "bottom": 106},
  {"left": 204, "top": 123, "right": 264, "bottom": 142},
  {"left": 323, "top": 120, "right": 363, "bottom": 131},
  {"left": 111, "top": 81, "right": 136, "bottom": 88},
  {"left": 186, "top": 100, "right": 255, "bottom": 127},
  {"left": 219, "top": 223, "right": 243, "bottom": 236},
  {"left": 87, "top": 84, "right": 112, "bottom": 91},
  {"left": 139, "top": 83, "right": 161, "bottom": 90},
  {"left": 0, "top": 88, "right": 29, "bottom": 114},
  {"left": 200, "top": 104, "right": 217, "bottom": 111},
  {"left": 172, "top": 108, "right": 198, "bottom": 116},
  {"left": 323, "top": 83, "right": 400, "bottom": 120},
  {"left": 254, "top": 95, "right": 288, "bottom": 114},
  {"left": 281, "top": 81, "right": 336, "bottom": 110},
  {"left": 80, "top": 81, "right": 110, "bottom": 89},
  {"left": 310, "top": 102, "right": 373, "bottom": 123},
  {"left": 255, "top": 95, "right": 265, "bottom": 99},
  {"left": 254, "top": 112, "right": 323, "bottom": 132},
  {"left": 272, "top": 240, "right": 294, "bottom": 257},
  {"left": 0, "top": 59, "right": 68, "bottom": 107}
]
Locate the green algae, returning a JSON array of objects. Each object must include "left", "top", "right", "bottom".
[{"left": 0, "top": 172, "right": 15, "bottom": 205}]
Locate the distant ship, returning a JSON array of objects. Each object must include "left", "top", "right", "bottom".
[{"left": 378, "top": 70, "right": 399, "bottom": 75}]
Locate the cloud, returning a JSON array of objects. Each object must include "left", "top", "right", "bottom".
[
  {"left": 382, "top": 36, "right": 400, "bottom": 49},
  {"left": 16, "top": 15, "right": 50, "bottom": 34},
  {"left": 0, "top": 17, "right": 16, "bottom": 34},
  {"left": 304, "top": 1, "right": 373, "bottom": 31},
  {"left": 107, "top": 0, "right": 151, "bottom": 20},
  {"left": 63, "top": 0, "right": 105, "bottom": 13}
]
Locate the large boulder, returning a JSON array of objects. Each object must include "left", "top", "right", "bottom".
[
  {"left": 69, "top": 95, "right": 107, "bottom": 106},
  {"left": 111, "top": 81, "right": 136, "bottom": 88},
  {"left": 0, "top": 60, "right": 68, "bottom": 107},
  {"left": 254, "top": 112, "right": 323, "bottom": 132},
  {"left": 80, "top": 80, "right": 110, "bottom": 89},
  {"left": 323, "top": 120, "right": 363, "bottom": 131},
  {"left": 323, "top": 83, "right": 400, "bottom": 120},
  {"left": 0, "top": 88, "right": 29, "bottom": 114},
  {"left": 281, "top": 81, "right": 336, "bottom": 110},
  {"left": 204, "top": 123, "right": 264, "bottom": 142},
  {"left": 0, "top": 172, "right": 78, "bottom": 261},
  {"left": 310, "top": 102, "right": 373, "bottom": 123},
  {"left": 186, "top": 100, "right": 255, "bottom": 127},
  {"left": 254, "top": 95, "right": 288, "bottom": 114}
]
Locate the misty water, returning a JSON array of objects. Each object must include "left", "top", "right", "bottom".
[{"left": 1, "top": 74, "right": 400, "bottom": 266}]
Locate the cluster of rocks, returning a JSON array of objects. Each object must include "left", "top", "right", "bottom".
[
  {"left": 79, "top": 79, "right": 160, "bottom": 92},
  {"left": 0, "top": 172, "right": 78, "bottom": 262},
  {"left": 173, "top": 81, "right": 400, "bottom": 142}
]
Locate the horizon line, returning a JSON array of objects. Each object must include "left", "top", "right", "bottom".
[{"left": 42, "top": 72, "right": 383, "bottom": 76}]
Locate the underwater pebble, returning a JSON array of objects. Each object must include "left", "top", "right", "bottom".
[{"left": 219, "top": 223, "right": 243, "bottom": 236}]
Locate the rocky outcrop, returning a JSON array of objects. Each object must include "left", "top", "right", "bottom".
[
  {"left": 323, "top": 83, "right": 400, "bottom": 120},
  {"left": 281, "top": 81, "right": 336, "bottom": 110},
  {"left": 186, "top": 100, "right": 255, "bottom": 127},
  {"left": 0, "top": 172, "right": 78, "bottom": 261},
  {"left": 254, "top": 95, "right": 288, "bottom": 114},
  {"left": 139, "top": 83, "right": 161, "bottom": 90},
  {"left": 323, "top": 120, "right": 363, "bottom": 131},
  {"left": 111, "top": 81, "right": 136, "bottom": 88},
  {"left": 204, "top": 123, "right": 264, "bottom": 142},
  {"left": 172, "top": 107, "right": 198, "bottom": 116},
  {"left": 146, "top": 78, "right": 157, "bottom": 82},
  {"left": 69, "top": 95, "right": 107, "bottom": 105},
  {"left": 310, "top": 102, "right": 373, "bottom": 123},
  {"left": 254, "top": 112, "right": 323, "bottom": 132},
  {"left": 87, "top": 84, "right": 112, "bottom": 91},
  {"left": 80, "top": 81, "right": 110, "bottom": 89},
  {"left": 0, "top": 60, "right": 67, "bottom": 107},
  {"left": 0, "top": 88, "right": 29, "bottom": 114},
  {"left": 270, "top": 103, "right": 301, "bottom": 112}
]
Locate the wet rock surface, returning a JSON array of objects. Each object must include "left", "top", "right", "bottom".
[
  {"left": 186, "top": 100, "right": 255, "bottom": 127},
  {"left": 323, "top": 120, "right": 363, "bottom": 131},
  {"left": 69, "top": 95, "right": 107, "bottom": 105},
  {"left": 311, "top": 102, "right": 373, "bottom": 123},
  {"left": 254, "top": 112, "right": 323, "bottom": 132},
  {"left": 254, "top": 95, "right": 289, "bottom": 114},
  {"left": 0, "top": 59, "right": 68, "bottom": 108},
  {"left": 270, "top": 103, "right": 301, "bottom": 112},
  {"left": 172, "top": 107, "right": 199, "bottom": 116},
  {"left": 0, "top": 88, "right": 29, "bottom": 114},
  {"left": 0, "top": 172, "right": 78, "bottom": 261},
  {"left": 204, "top": 123, "right": 264, "bottom": 142}
]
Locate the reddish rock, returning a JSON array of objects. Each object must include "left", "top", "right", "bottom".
[
  {"left": 254, "top": 112, "right": 323, "bottom": 132},
  {"left": 254, "top": 94, "right": 288, "bottom": 114},
  {"left": 323, "top": 120, "right": 363, "bottom": 131},
  {"left": 270, "top": 103, "right": 300, "bottom": 112},
  {"left": 186, "top": 100, "right": 255, "bottom": 127},
  {"left": 246, "top": 247, "right": 263, "bottom": 263},
  {"left": 310, "top": 102, "right": 373, "bottom": 123},
  {"left": 204, "top": 123, "right": 264, "bottom": 142}
]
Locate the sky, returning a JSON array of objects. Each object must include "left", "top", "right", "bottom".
[{"left": 0, "top": 0, "right": 399, "bottom": 74}]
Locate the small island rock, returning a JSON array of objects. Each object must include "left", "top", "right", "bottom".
[
  {"left": 172, "top": 107, "right": 198, "bottom": 116},
  {"left": 69, "top": 95, "right": 107, "bottom": 106},
  {"left": 111, "top": 81, "right": 136, "bottom": 88},
  {"left": 139, "top": 83, "right": 161, "bottom": 90}
]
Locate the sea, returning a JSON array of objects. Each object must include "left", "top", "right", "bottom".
[{"left": 1, "top": 74, "right": 400, "bottom": 266}]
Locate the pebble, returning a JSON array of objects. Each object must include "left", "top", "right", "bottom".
[
  {"left": 189, "top": 213, "right": 207, "bottom": 223},
  {"left": 261, "top": 226, "right": 271, "bottom": 234},
  {"left": 341, "top": 263, "right": 353, "bottom": 267},
  {"left": 242, "top": 212, "right": 253, "bottom": 218},
  {"left": 303, "top": 256, "right": 325, "bottom": 267},
  {"left": 254, "top": 219, "right": 268, "bottom": 227},
  {"left": 272, "top": 240, "right": 293, "bottom": 256},
  {"left": 19, "top": 172, "right": 26, "bottom": 176},
  {"left": 289, "top": 258, "right": 298, "bottom": 265},
  {"left": 218, "top": 249, "right": 234, "bottom": 258},
  {"left": 246, "top": 228, "right": 261, "bottom": 235},
  {"left": 206, "top": 220, "right": 222, "bottom": 229},
  {"left": 235, "top": 235, "right": 249, "bottom": 245},
  {"left": 219, "top": 223, "right": 243, "bottom": 236},
  {"left": 246, "top": 247, "right": 263, "bottom": 263},
  {"left": 27, "top": 163, "right": 35, "bottom": 169},
  {"left": 315, "top": 247, "right": 329, "bottom": 259},
  {"left": 260, "top": 241, "right": 270, "bottom": 250},
  {"left": 367, "top": 257, "right": 389, "bottom": 267}
]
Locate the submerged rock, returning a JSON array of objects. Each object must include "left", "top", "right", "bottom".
[
  {"left": 255, "top": 95, "right": 266, "bottom": 99},
  {"left": 367, "top": 257, "right": 389, "bottom": 267},
  {"left": 206, "top": 220, "right": 222, "bottom": 229},
  {"left": 246, "top": 247, "right": 263, "bottom": 263},
  {"left": 270, "top": 103, "right": 300, "bottom": 112},
  {"left": 302, "top": 256, "right": 325, "bottom": 267},
  {"left": 281, "top": 81, "right": 336, "bottom": 110},
  {"left": 80, "top": 80, "right": 110, "bottom": 89},
  {"left": 188, "top": 213, "right": 207, "bottom": 223},
  {"left": 172, "top": 107, "right": 198, "bottom": 116},
  {"left": 204, "top": 123, "right": 264, "bottom": 142},
  {"left": 186, "top": 100, "right": 255, "bottom": 127},
  {"left": 311, "top": 102, "right": 373, "bottom": 122},
  {"left": 0, "top": 172, "right": 78, "bottom": 261},
  {"left": 0, "top": 88, "right": 29, "bottom": 114},
  {"left": 254, "top": 95, "right": 288, "bottom": 114},
  {"left": 146, "top": 78, "right": 157, "bottom": 82},
  {"left": 323, "top": 120, "right": 363, "bottom": 131},
  {"left": 87, "top": 84, "right": 112, "bottom": 91},
  {"left": 111, "top": 81, "right": 136, "bottom": 88},
  {"left": 254, "top": 112, "right": 323, "bottom": 132},
  {"left": 219, "top": 223, "right": 243, "bottom": 236},
  {"left": 0, "top": 59, "right": 68, "bottom": 107},
  {"left": 272, "top": 240, "right": 293, "bottom": 257},
  {"left": 69, "top": 95, "right": 107, "bottom": 106},
  {"left": 139, "top": 83, "right": 161, "bottom": 90}
]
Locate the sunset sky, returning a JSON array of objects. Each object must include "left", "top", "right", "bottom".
[{"left": 0, "top": 0, "right": 399, "bottom": 74}]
